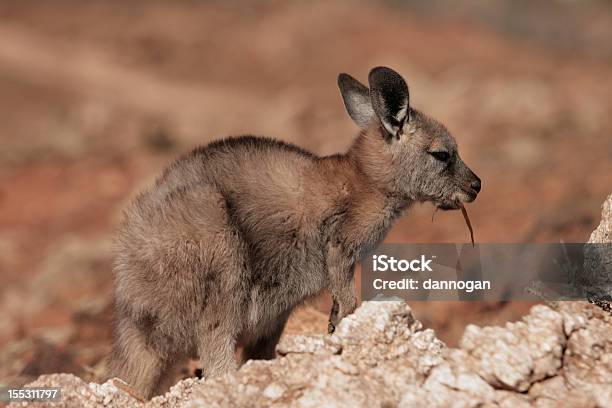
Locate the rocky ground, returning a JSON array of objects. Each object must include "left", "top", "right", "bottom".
[
  {"left": 11, "top": 300, "right": 612, "bottom": 407},
  {"left": 8, "top": 195, "right": 612, "bottom": 407}
]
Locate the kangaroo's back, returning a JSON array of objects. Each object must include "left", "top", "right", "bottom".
[{"left": 150, "top": 136, "right": 316, "bottom": 205}]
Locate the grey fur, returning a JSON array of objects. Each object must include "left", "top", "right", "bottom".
[
  {"left": 106, "top": 67, "right": 481, "bottom": 398},
  {"left": 369, "top": 66, "right": 409, "bottom": 138},
  {"left": 337, "top": 73, "right": 375, "bottom": 128}
]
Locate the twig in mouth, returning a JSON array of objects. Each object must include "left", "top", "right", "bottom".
[{"left": 460, "top": 205, "right": 475, "bottom": 247}]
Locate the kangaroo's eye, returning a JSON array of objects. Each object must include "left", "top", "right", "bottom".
[{"left": 430, "top": 151, "right": 450, "bottom": 162}]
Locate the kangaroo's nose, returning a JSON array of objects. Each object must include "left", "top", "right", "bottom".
[{"left": 471, "top": 179, "right": 481, "bottom": 193}]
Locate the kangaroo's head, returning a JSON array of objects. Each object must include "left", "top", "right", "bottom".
[{"left": 339, "top": 66, "right": 481, "bottom": 210}]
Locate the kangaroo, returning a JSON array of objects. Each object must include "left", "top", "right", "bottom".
[{"left": 106, "top": 67, "right": 481, "bottom": 398}]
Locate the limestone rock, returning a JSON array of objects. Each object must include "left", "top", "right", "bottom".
[
  {"left": 584, "top": 193, "right": 612, "bottom": 302},
  {"left": 458, "top": 305, "right": 565, "bottom": 392},
  {"left": 11, "top": 300, "right": 612, "bottom": 408},
  {"left": 588, "top": 194, "right": 612, "bottom": 244}
]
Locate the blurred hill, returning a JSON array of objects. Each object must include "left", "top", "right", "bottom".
[{"left": 0, "top": 0, "right": 611, "bottom": 388}]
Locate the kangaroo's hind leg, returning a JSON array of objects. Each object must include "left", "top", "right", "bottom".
[
  {"left": 193, "top": 216, "right": 248, "bottom": 379},
  {"left": 106, "top": 318, "right": 172, "bottom": 399}
]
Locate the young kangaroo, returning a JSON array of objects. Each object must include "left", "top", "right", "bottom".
[{"left": 107, "top": 67, "right": 481, "bottom": 398}]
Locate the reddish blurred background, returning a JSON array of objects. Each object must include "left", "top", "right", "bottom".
[{"left": 1, "top": 0, "right": 611, "bottom": 388}]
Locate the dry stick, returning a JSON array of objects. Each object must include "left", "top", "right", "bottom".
[
  {"left": 432, "top": 205, "right": 474, "bottom": 246},
  {"left": 460, "top": 205, "right": 475, "bottom": 247}
]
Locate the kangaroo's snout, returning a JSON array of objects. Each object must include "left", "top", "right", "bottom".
[
  {"left": 467, "top": 170, "right": 481, "bottom": 197},
  {"left": 470, "top": 176, "right": 481, "bottom": 194},
  {"left": 460, "top": 170, "right": 481, "bottom": 204}
]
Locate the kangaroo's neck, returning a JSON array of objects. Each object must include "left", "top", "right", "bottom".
[
  {"left": 345, "top": 128, "right": 413, "bottom": 212},
  {"left": 315, "top": 129, "right": 413, "bottom": 250}
]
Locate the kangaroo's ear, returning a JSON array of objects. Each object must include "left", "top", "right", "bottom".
[
  {"left": 368, "top": 67, "right": 410, "bottom": 139},
  {"left": 338, "top": 73, "right": 375, "bottom": 129}
]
